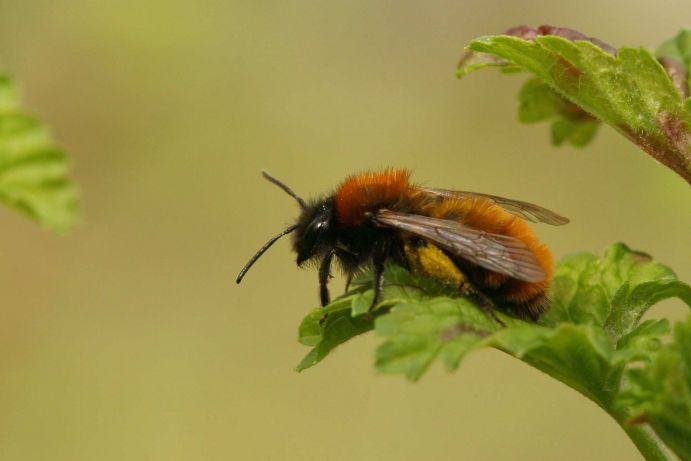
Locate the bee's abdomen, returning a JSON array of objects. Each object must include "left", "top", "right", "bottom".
[{"left": 424, "top": 196, "right": 553, "bottom": 320}]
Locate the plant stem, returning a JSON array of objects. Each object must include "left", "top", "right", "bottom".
[{"left": 610, "top": 409, "right": 671, "bottom": 461}]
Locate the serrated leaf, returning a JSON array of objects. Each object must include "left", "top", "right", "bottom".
[
  {"left": 296, "top": 306, "right": 374, "bottom": 372},
  {"left": 374, "top": 298, "right": 497, "bottom": 381},
  {"left": 294, "top": 241, "right": 689, "bottom": 459},
  {"left": 0, "top": 75, "right": 79, "bottom": 232},
  {"left": 459, "top": 30, "right": 691, "bottom": 184},
  {"left": 620, "top": 317, "right": 691, "bottom": 460},
  {"left": 296, "top": 265, "right": 458, "bottom": 371},
  {"left": 298, "top": 295, "right": 360, "bottom": 347},
  {"left": 542, "top": 243, "right": 689, "bottom": 341}
]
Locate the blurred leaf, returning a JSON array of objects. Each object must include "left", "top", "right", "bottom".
[
  {"left": 518, "top": 77, "right": 600, "bottom": 147},
  {"left": 656, "top": 29, "right": 691, "bottom": 73},
  {"left": 620, "top": 317, "right": 691, "bottom": 460},
  {"left": 458, "top": 29, "right": 691, "bottom": 184},
  {"left": 0, "top": 74, "right": 79, "bottom": 232},
  {"left": 606, "top": 279, "right": 691, "bottom": 341}
]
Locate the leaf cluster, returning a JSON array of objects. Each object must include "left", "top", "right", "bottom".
[
  {"left": 297, "top": 244, "right": 691, "bottom": 459},
  {"left": 457, "top": 27, "right": 691, "bottom": 184}
]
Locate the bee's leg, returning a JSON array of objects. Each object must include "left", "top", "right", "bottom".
[
  {"left": 344, "top": 274, "right": 353, "bottom": 292},
  {"left": 467, "top": 289, "right": 506, "bottom": 328},
  {"left": 369, "top": 242, "right": 389, "bottom": 312},
  {"left": 318, "top": 249, "right": 336, "bottom": 307}
]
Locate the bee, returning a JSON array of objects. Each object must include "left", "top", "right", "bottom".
[{"left": 236, "top": 169, "right": 568, "bottom": 321}]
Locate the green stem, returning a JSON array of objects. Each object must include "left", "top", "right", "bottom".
[{"left": 610, "top": 408, "right": 671, "bottom": 461}]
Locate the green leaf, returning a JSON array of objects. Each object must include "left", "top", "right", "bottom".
[
  {"left": 296, "top": 265, "right": 458, "bottom": 371},
  {"left": 0, "top": 74, "right": 79, "bottom": 232},
  {"left": 542, "top": 243, "right": 689, "bottom": 341},
  {"left": 655, "top": 29, "right": 691, "bottom": 72},
  {"left": 491, "top": 323, "right": 620, "bottom": 406},
  {"left": 294, "top": 243, "right": 688, "bottom": 458},
  {"left": 296, "top": 300, "right": 374, "bottom": 372},
  {"left": 518, "top": 77, "right": 600, "bottom": 147},
  {"left": 458, "top": 31, "right": 691, "bottom": 184},
  {"left": 297, "top": 244, "right": 688, "bottom": 378},
  {"left": 374, "top": 298, "right": 498, "bottom": 381},
  {"left": 620, "top": 317, "right": 691, "bottom": 460},
  {"left": 606, "top": 280, "right": 691, "bottom": 341},
  {"left": 616, "top": 319, "right": 670, "bottom": 360}
]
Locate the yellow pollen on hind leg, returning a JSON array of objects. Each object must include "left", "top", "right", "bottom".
[{"left": 404, "top": 239, "right": 468, "bottom": 290}]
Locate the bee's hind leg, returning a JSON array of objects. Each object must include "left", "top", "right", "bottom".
[{"left": 465, "top": 289, "right": 506, "bottom": 328}]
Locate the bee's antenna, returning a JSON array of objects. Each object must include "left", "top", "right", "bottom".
[
  {"left": 262, "top": 171, "right": 307, "bottom": 210},
  {"left": 236, "top": 224, "right": 299, "bottom": 283}
]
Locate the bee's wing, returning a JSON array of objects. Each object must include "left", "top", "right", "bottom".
[
  {"left": 418, "top": 187, "right": 569, "bottom": 225},
  {"left": 375, "top": 210, "right": 547, "bottom": 282}
]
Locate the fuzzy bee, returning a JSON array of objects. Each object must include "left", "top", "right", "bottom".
[{"left": 237, "top": 169, "right": 568, "bottom": 322}]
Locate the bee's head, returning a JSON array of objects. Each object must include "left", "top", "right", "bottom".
[{"left": 293, "top": 198, "right": 334, "bottom": 266}]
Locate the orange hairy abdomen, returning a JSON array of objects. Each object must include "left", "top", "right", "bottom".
[{"left": 424, "top": 196, "right": 553, "bottom": 316}]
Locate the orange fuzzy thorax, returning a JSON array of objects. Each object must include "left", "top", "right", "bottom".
[{"left": 334, "top": 169, "right": 413, "bottom": 226}]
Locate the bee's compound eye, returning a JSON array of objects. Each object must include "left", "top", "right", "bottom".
[
  {"left": 306, "top": 219, "right": 325, "bottom": 240},
  {"left": 297, "top": 216, "right": 329, "bottom": 264}
]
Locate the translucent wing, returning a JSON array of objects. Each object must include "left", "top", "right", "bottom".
[
  {"left": 375, "top": 209, "right": 546, "bottom": 282},
  {"left": 418, "top": 187, "right": 569, "bottom": 225}
]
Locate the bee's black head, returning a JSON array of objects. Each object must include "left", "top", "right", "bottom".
[{"left": 293, "top": 197, "right": 335, "bottom": 266}]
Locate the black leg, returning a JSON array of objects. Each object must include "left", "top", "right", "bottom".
[
  {"left": 318, "top": 250, "right": 336, "bottom": 307},
  {"left": 470, "top": 291, "right": 506, "bottom": 328},
  {"left": 344, "top": 274, "right": 353, "bottom": 292},
  {"left": 369, "top": 242, "right": 389, "bottom": 312}
]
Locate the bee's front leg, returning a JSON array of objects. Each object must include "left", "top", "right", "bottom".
[
  {"left": 369, "top": 241, "right": 390, "bottom": 312},
  {"left": 318, "top": 249, "right": 337, "bottom": 307}
]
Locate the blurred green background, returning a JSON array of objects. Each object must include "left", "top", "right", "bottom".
[{"left": 1, "top": 1, "right": 690, "bottom": 460}]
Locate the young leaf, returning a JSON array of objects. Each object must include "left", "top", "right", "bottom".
[
  {"left": 655, "top": 29, "right": 691, "bottom": 89},
  {"left": 518, "top": 77, "right": 600, "bottom": 147},
  {"left": 541, "top": 243, "right": 689, "bottom": 341},
  {"left": 458, "top": 27, "right": 691, "bottom": 184},
  {"left": 620, "top": 317, "right": 691, "bottom": 460},
  {"left": 0, "top": 74, "right": 79, "bottom": 232}
]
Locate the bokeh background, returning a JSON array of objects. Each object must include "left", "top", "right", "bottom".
[{"left": 0, "top": 1, "right": 690, "bottom": 460}]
